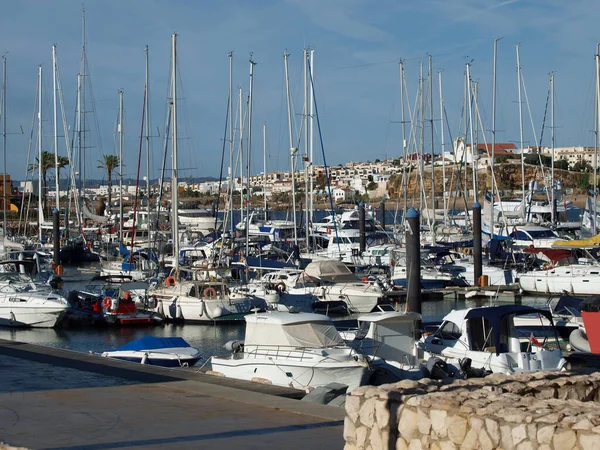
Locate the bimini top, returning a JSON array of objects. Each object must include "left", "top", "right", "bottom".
[
  {"left": 304, "top": 260, "right": 357, "bottom": 283},
  {"left": 244, "top": 311, "right": 344, "bottom": 348},
  {"left": 442, "top": 305, "right": 555, "bottom": 350}
]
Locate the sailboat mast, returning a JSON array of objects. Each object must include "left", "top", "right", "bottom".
[
  {"left": 245, "top": 57, "right": 255, "bottom": 256},
  {"left": 38, "top": 65, "right": 43, "bottom": 243},
  {"left": 80, "top": 8, "right": 86, "bottom": 203},
  {"left": 466, "top": 62, "right": 476, "bottom": 204},
  {"left": 490, "top": 37, "right": 501, "bottom": 236},
  {"left": 145, "top": 45, "right": 150, "bottom": 214},
  {"left": 439, "top": 70, "right": 446, "bottom": 226},
  {"left": 594, "top": 47, "right": 600, "bottom": 235},
  {"left": 309, "top": 49, "right": 315, "bottom": 232},
  {"left": 118, "top": 89, "right": 124, "bottom": 241},
  {"left": 228, "top": 51, "right": 234, "bottom": 235},
  {"left": 2, "top": 55, "right": 6, "bottom": 237},
  {"left": 263, "top": 122, "right": 267, "bottom": 213},
  {"left": 419, "top": 61, "right": 424, "bottom": 212},
  {"left": 171, "top": 33, "right": 180, "bottom": 276},
  {"left": 399, "top": 61, "right": 407, "bottom": 223},
  {"left": 516, "top": 44, "right": 525, "bottom": 206},
  {"left": 284, "top": 51, "right": 298, "bottom": 246},
  {"left": 303, "top": 48, "right": 309, "bottom": 250},
  {"left": 238, "top": 87, "right": 244, "bottom": 217},
  {"left": 550, "top": 71, "right": 555, "bottom": 225},
  {"left": 428, "top": 54, "right": 435, "bottom": 241},
  {"left": 52, "top": 45, "right": 59, "bottom": 212}
]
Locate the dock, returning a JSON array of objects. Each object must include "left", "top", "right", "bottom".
[{"left": 0, "top": 339, "right": 344, "bottom": 449}]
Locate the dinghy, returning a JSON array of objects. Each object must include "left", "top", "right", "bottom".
[{"left": 100, "top": 335, "right": 201, "bottom": 367}]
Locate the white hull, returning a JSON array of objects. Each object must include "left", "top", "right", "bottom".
[
  {"left": 518, "top": 265, "right": 600, "bottom": 296},
  {"left": 0, "top": 305, "right": 66, "bottom": 328},
  {"left": 211, "top": 351, "right": 369, "bottom": 390}
]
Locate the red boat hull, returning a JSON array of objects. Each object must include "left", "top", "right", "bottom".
[{"left": 581, "top": 311, "right": 600, "bottom": 354}]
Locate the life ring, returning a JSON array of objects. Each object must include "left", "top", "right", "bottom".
[
  {"left": 203, "top": 287, "right": 217, "bottom": 298},
  {"left": 87, "top": 241, "right": 92, "bottom": 249},
  {"left": 276, "top": 282, "right": 286, "bottom": 293},
  {"left": 103, "top": 296, "right": 112, "bottom": 310},
  {"left": 361, "top": 276, "right": 369, "bottom": 283},
  {"left": 166, "top": 276, "right": 176, "bottom": 287}
]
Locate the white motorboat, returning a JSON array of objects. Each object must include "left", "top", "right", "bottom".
[
  {"left": 0, "top": 277, "right": 68, "bottom": 327},
  {"left": 101, "top": 335, "right": 201, "bottom": 367},
  {"left": 417, "top": 305, "right": 567, "bottom": 375},
  {"left": 342, "top": 308, "right": 425, "bottom": 384},
  {"left": 210, "top": 311, "right": 371, "bottom": 390}
]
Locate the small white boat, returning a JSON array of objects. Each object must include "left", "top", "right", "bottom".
[
  {"left": 210, "top": 311, "right": 371, "bottom": 391},
  {"left": 417, "top": 305, "right": 567, "bottom": 376},
  {"left": 101, "top": 335, "right": 202, "bottom": 367}
]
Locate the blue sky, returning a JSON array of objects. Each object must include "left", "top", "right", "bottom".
[{"left": 1, "top": 0, "right": 599, "bottom": 183}]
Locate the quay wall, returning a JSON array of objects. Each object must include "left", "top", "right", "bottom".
[{"left": 343, "top": 371, "right": 600, "bottom": 450}]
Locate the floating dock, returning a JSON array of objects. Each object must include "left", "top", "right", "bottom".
[{"left": 0, "top": 339, "right": 344, "bottom": 450}]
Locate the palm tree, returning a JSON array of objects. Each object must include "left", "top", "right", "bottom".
[
  {"left": 54, "top": 155, "right": 69, "bottom": 204},
  {"left": 28, "top": 150, "right": 55, "bottom": 215},
  {"left": 97, "top": 155, "right": 120, "bottom": 210}
]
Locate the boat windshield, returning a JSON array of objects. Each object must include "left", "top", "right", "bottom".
[{"left": 527, "top": 229, "right": 558, "bottom": 238}]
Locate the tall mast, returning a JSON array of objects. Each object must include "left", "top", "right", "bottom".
[
  {"left": 399, "top": 61, "right": 407, "bottom": 223},
  {"left": 490, "top": 37, "right": 502, "bottom": 236},
  {"left": 52, "top": 45, "right": 59, "bottom": 212},
  {"left": 466, "top": 63, "right": 476, "bottom": 203},
  {"left": 594, "top": 46, "right": 600, "bottom": 235},
  {"left": 245, "top": 56, "right": 255, "bottom": 256},
  {"left": 228, "top": 51, "right": 234, "bottom": 235},
  {"left": 171, "top": 33, "right": 180, "bottom": 275},
  {"left": 419, "top": 61, "right": 424, "bottom": 212},
  {"left": 550, "top": 71, "right": 555, "bottom": 225},
  {"left": 428, "top": 54, "right": 435, "bottom": 241},
  {"left": 118, "top": 89, "right": 124, "bottom": 241},
  {"left": 263, "top": 122, "right": 268, "bottom": 214},
  {"left": 309, "top": 49, "right": 315, "bottom": 232},
  {"left": 80, "top": 7, "right": 86, "bottom": 201},
  {"left": 76, "top": 74, "right": 82, "bottom": 213},
  {"left": 38, "top": 65, "right": 43, "bottom": 243},
  {"left": 284, "top": 51, "right": 298, "bottom": 246},
  {"left": 2, "top": 55, "right": 6, "bottom": 237},
  {"left": 303, "top": 48, "right": 310, "bottom": 250},
  {"left": 145, "top": 45, "right": 150, "bottom": 212},
  {"left": 439, "top": 70, "right": 446, "bottom": 226},
  {"left": 516, "top": 44, "right": 525, "bottom": 206},
  {"left": 238, "top": 87, "right": 244, "bottom": 217}
]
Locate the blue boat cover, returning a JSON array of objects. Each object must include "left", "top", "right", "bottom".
[{"left": 115, "top": 335, "right": 191, "bottom": 351}]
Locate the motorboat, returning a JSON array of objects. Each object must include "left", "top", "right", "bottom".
[
  {"left": 342, "top": 308, "right": 425, "bottom": 384},
  {"left": 0, "top": 272, "right": 69, "bottom": 328},
  {"left": 210, "top": 311, "right": 371, "bottom": 390},
  {"left": 513, "top": 296, "right": 583, "bottom": 340},
  {"left": 417, "top": 305, "right": 567, "bottom": 375},
  {"left": 100, "top": 335, "right": 201, "bottom": 367}
]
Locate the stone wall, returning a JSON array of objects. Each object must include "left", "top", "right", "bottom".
[{"left": 344, "top": 371, "right": 600, "bottom": 450}]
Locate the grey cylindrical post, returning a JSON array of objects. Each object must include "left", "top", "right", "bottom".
[
  {"left": 52, "top": 208, "right": 60, "bottom": 267},
  {"left": 359, "top": 202, "right": 366, "bottom": 253},
  {"left": 473, "top": 201, "right": 482, "bottom": 286},
  {"left": 406, "top": 207, "right": 421, "bottom": 328},
  {"left": 211, "top": 201, "right": 216, "bottom": 217},
  {"left": 380, "top": 199, "right": 386, "bottom": 230}
]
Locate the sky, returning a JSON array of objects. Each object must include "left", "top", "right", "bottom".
[{"left": 1, "top": 0, "right": 600, "bottom": 184}]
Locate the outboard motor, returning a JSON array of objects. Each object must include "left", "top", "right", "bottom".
[{"left": 426, "top": 357, "right": 450, "bottom": 379}]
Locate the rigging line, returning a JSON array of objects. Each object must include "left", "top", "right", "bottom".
[
  {"left": 307, "top": 56, "right": 340, "bottom": 253},
  {"left": 130, "top": 86, "right": 147, "bottom": 262},
  {"left": 216, "top": 93, "right": 231, "bottom": 234},
  {"left": 19, "top": 79, "right": 40, "bottom": 234}
]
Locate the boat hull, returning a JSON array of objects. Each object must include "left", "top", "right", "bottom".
[{"left": 0, "top": 306, "right": 66, "bottom": 328}]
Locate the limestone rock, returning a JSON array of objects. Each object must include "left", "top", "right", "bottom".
[
  {"left": 552, "top": 429, "right": 576, "bottom": 450},
  {"left": 431, "top": 409, "right": 448, "bottom": 438},
  {"left": 536, "top": 425, "right": 555, "bottom": 445},
  {"left": 417, "top": 408, "right": 431, "bottom": 435},
  {"left": 359, "top": 398, "right": 376, "bottom": 428},
  {"left": 580, "top": 432, "right": 600, "bottom": 450},
  {"left": 346, "top": 394, "right": 361, "bottom": 423},
  {"left": 445, "top": 415, "right": 467, "bottom": 444},
  {"left": 460, "top": 427, "right": 479, "bottom": 450},
  {"left": 511, "top": 424, "right": 528, "bottom": 446},
  {"left": 398, "top": 408, "right": 419, "bottom": 441},
  {"left": 375, "top": 399, "right": 390, "bottom": 429},
  {"left": 356, "top": 426, "right": 369, "bottom": 450}
]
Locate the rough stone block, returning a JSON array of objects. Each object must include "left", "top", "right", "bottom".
[
  {"left": 511, "top": 424, "right": 528, "bottom": 446},
  {"left": 445, "top": 415, "right": 467, "bottom": 444},
  {"left": 536, "top": 425, "right": 555, "bottom": 445},
  {"left": 356, "top": 425, "right": 369, "bottom": 450},
  {"left": 398, "top": 407, "right": 419, "bottom": 441},
  {"left": 500, "top": 424, "right": 515, "bottom": 450},
  {"left": 369, "top": 427, "right": 383, "bottom": 450},
  {"left": 344, "top": 416, "right": 357, "bottom": 443},
  {"left": 485, "top": 418, "right": 500, "bottom": 447},
  {"left": 431, "top": 409, "right": 449, "bottom": 438},
  {"left": 407, "top": 439, "right": 422, "bottom": 450},
  {"left": 346, "top": 394, "right": 362, "bottom": 423},
  {"left": 461, "top": 427, "right": 479, "bottom": 450},
  {"left": 395, "top": 437, "right": 408, "bottom": 450},
  {"left": 552, "top": 429, "right": 576, "bottom": 449},
  {"left": 359, "top": 398, "right": 376, "bottom": 428},
  {"left": 515, "top": 440, "right": 534, "bottom": 450},
  {"left": 478, "top": 428, "right": 493, "bottom": 450},
  {"left": 580, "top": 432, "right": 600, "bottom": 450},
  {"left": 375, "top": 399, "right": 390, "bottom": 429},
  {"left": 417, "top": 408, "right": 431, "bottom": 435}
]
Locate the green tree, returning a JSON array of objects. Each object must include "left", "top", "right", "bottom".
[
  {"left": 572, "top": 160, "right": 592, "bottom": 172},
  {"left": 97, "top": 154, "right": 121, "bottom": 209},
  {"left": 28, "top": 150, "right": 55, "bottom": 214},
  {"left": 554, "top": 159, "right": 569, "bottom": 171}
]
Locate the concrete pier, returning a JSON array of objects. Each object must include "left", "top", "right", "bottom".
[{"left": 0, "top": 339, "right": 344, "bottom": 449}]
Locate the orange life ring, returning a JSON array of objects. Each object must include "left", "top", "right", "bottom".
[
  {"left": 87, "top": 241, "right": 92, "bottom": 249},
  {"left": 203, "top": 287, "right": 217, "bottom": 297},
  {"left": 166, "top": 276, "right": 176, "bottom": 287},
  {"left": 362, "top": 277, "right": 369, "bottom": 283},
  {"left": 103, "top": 296, "right": 112, "bottom": 310},
  {"left": 276, "top": 282, "right": 286, "bottom": 293}
]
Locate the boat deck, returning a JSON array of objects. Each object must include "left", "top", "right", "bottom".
[{"left": 0, "top": 339, "right": 344, "bottom": 450}]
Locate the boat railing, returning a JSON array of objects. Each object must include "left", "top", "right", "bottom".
[{"left": 243, "top": 344, "right": 348, "bottom": 363}]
